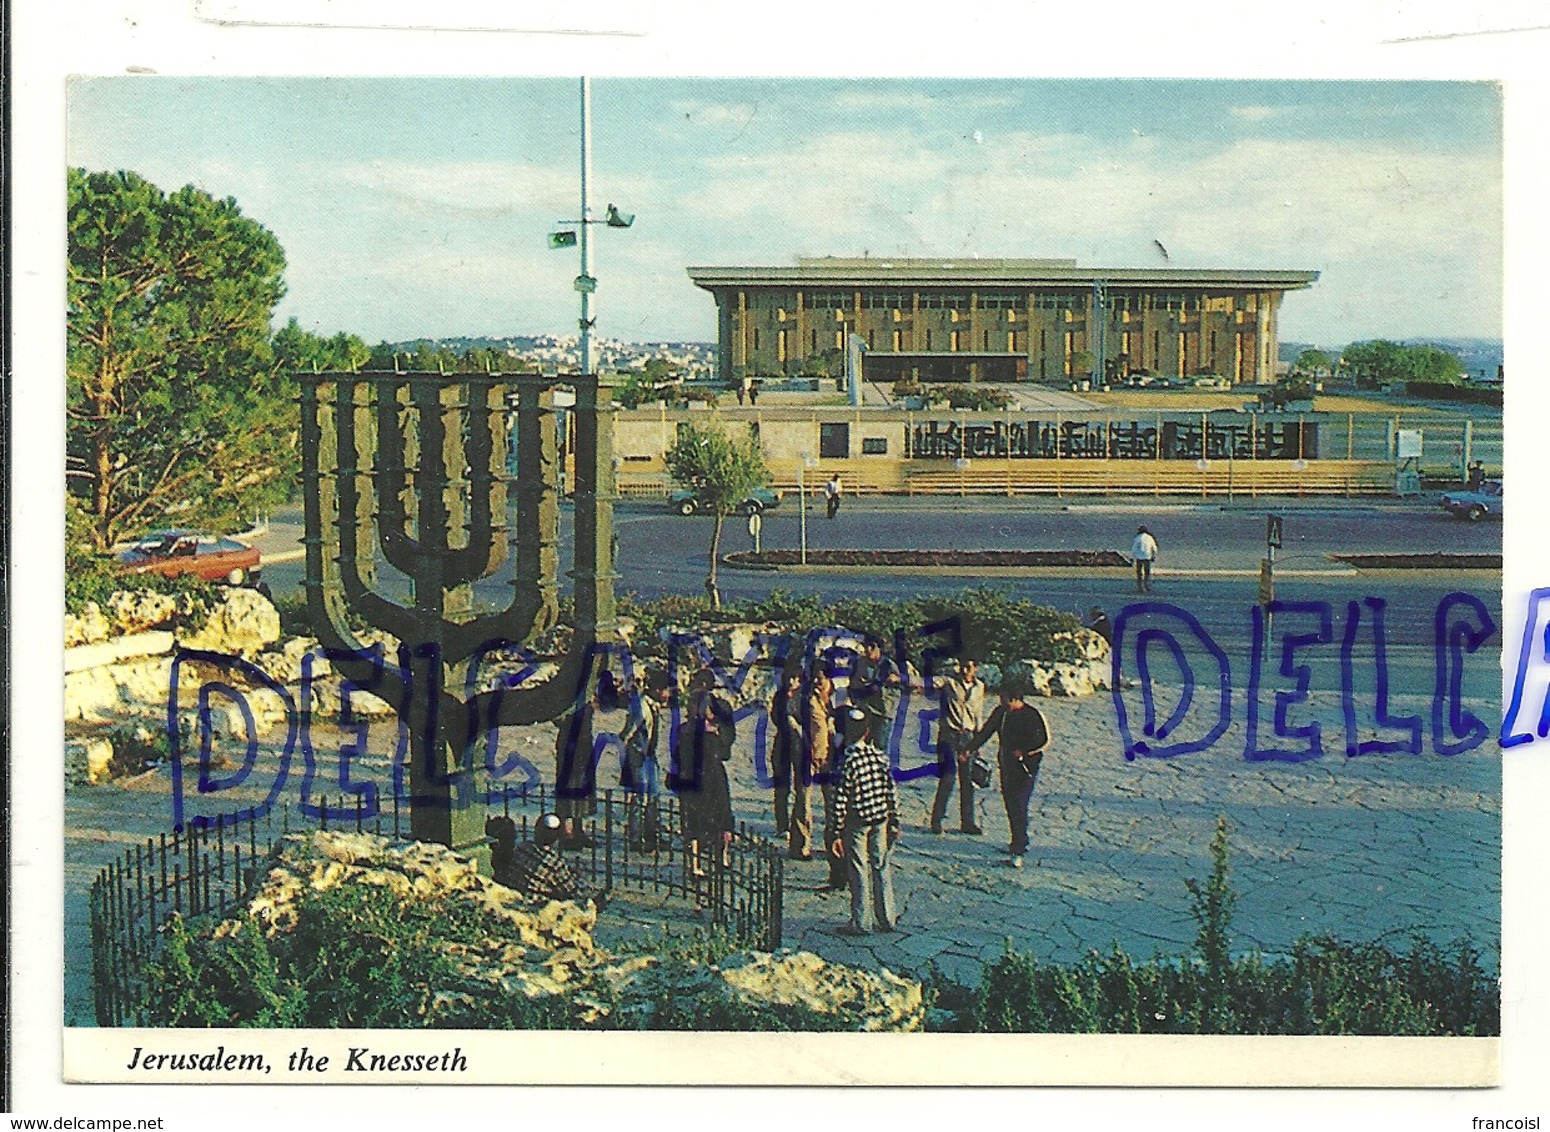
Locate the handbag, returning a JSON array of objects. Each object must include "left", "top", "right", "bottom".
[{"left": 969, "top": 752, "right": 994, "bottom": 789}]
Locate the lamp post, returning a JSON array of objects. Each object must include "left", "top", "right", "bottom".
[{"left": 549, "top": 77, "right": 635, "bottom": 377}]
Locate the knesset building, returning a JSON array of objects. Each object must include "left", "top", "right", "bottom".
[{"left": 687, "top": 257, "right": 1318, "bottom": 386}]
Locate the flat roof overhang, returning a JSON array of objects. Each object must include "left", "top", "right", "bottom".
[{"left": 688, "top": 265, "right": 1319, "bottom": 292}]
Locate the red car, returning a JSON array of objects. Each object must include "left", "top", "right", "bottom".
[{"left": 115, "top": 529, "right": 263, "bottom": 586}]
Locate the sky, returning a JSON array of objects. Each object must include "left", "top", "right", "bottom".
[{"left": 67, "top": 77, "right": 1502, "bottom": 347}]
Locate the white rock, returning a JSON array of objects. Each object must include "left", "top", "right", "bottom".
[
  {"left": 65, "top": 602, "right": 112, "bottom": 647},
  {"left": 64, "top": 631, "right": 175, "bottom": 675},
  {"left": 108, "top": 590, "right": 192, "bottom": 634},
  {"left": 113, "top": 657, "right": 175, "bottom": 706},
  {"left": 65, "top": 737, "right": 116, "bottom": 785},
  {"left": 65, "top": 667, "right": 123, "bottom": 721},
  {"left": 178, "top": 588, "right": 281, "bottom": 657}
]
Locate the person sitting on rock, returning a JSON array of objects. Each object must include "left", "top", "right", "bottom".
[{"left": 486, "top": 812, "right": 603, "bottom": 907}]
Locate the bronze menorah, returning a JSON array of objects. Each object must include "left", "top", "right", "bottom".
[{"left": 299, "top": 370, "right": 619, "bottom": 849}]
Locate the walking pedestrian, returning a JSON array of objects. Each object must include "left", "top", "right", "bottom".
[
  {"left": 824, "top": 473, "right": 843, "bottom": 519},
  {"left": 769, "top": 662, "right": 805, "bottom": 846},
  {"left": 805, "top": 668, "right": 847, "bottom": 889},
  {"left": 1131, "top": 525, "right": 1159, "bottom": 593},
  {"left": 622, "top": 667, "right": 671, "bottom": 851},
  {"left": 831, "top": 703, "right": 900, "bottom": 935},
  {"left": 554, "top": 671, "right": 626, "bottom": 851},
  {"left": 748, "top": 379, "right": 761, "bottom": 406},
  {"left": 965, "top": 664, "right": 1050, "bottom": 869},
  {"left": 930, "top": 656, "right": 986, "bottom": 835}
]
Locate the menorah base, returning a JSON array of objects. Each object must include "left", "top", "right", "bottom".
[{"left": 409, "top": 798, "right": 489, "bottom": 857}]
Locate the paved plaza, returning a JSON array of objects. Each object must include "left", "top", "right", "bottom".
[
  {"left": 63, "top": 679, "right": 1498, "bottom": 1024},
  {"left": 763, "top": 689, "right": 1498, "bottom": 987}
]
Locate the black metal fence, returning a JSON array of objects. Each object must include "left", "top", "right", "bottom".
[{"left": 89, "top": 789, "right": 784, "bottom": 1027}]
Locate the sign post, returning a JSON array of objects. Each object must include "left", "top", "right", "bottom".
[{"left": 1261, "top": 513, "right": 1282, "bottom": 628}]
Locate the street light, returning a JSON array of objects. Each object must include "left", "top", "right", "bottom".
[
  {"left": 547, "top": 78, "right": 637, "bottom": 377},
  {"left": 798, "top": 453, "right": 818, "bottom": 565}
]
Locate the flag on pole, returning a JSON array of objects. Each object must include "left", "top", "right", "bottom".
[{"left": 547, "top": 230, "right": 578, "bottom": 249}]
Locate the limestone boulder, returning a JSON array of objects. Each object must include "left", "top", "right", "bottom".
[
  {"left": 64, "top": 666, "right": 123, "bottom": 722},
  {"left": 1054, "top": 627, "right": 1111, "bottom": 663},
  {"left": 64, "top": 656, "right": 173, "bottom": 721},
  {"left": 178, "top": 587, "right": 282, "bottom": 657},
  {"left": 1050, "top": 662, "right": 1095, "bottom": 698},
  {"left": 715, "top": 950, "right": 925, "bottom": 1031},
  {"left": 254, "top": 637, "right": 324, "bottom": 686},
  {"left": 191, "top": 829, "right": 926, "bottom": 1032},
  {"left": 65, "top": 737, "right": 115, "bottom": 786},
  {"left": 657, "top": 621, "right": 790, "bottom": 705},
  {"left": 65, "top": 602, "right": 112, "bottom": 647},
  {"left": 65, "top": 631, "right": 175, "bottom": 675},
  {"left": 108, "top": 590, "right": 199, "bottom": 634}
]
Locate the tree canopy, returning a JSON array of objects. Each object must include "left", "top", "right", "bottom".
[
  {"left": 1339, "top": 340, "right": 1464, "bottom": 388},
  {"left": 1294, "top": 348, "right": 1332, "bottom": 377},
  {"left": 664, "top": 420, "right": 771, "bottom": 608},
  {"left": 366, "top": 339, "right": 509, "bottom": 373},
  {"left": 274, "top": 318, "right": 371, "bottom": 374},
  {"left": 67, "top": 168, "right": 292, "bottom": 550}
]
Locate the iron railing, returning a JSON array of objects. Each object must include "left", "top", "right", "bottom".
[{"left": 89, "top": 788, "right": 784, "bottom": 1026}]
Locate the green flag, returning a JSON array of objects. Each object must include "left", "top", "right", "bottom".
[{"left": 547, "top": 230, "right": 578, "bottom": 249}]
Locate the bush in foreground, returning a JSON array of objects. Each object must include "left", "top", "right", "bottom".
[{"left": 615, "top": 587, "right": 1088, "bottom": 668}]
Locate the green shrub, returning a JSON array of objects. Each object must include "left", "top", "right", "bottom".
[
  {"left": 1184, "top": 814, "right": 1235, "bottom": 1031},
  {"left": 145, "top": 914, "right": 306, "bottom": 1027},
  {"left": 612, "top": 587, "right": 1085, "bottom": 668},
  {"left": 930, "top": 384, "right": 1014, "bottom": 411},
  {"left": 141, "top": 881, "right": 601, "bottom": 1030}
]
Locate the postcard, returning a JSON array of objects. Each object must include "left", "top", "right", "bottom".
[{"left": 12, "top": 8, "right": 1550, "bottom": 1122}]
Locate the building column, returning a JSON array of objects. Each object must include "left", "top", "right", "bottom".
[
  {"left": 1254, "top": 292, "right": 1271, "bottom": 384},
  {"left": 716, "top": 295, "right": 734, "bottom": 385}
]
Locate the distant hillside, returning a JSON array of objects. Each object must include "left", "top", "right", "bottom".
[{"left": 1281, "top": 338, "right": 1502, "bottom": 379}]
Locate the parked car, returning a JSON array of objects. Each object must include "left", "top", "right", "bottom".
[
  {"left": 1439, "top": 479, "right": 1503, "bottom": 521},
  {"left": 115, "top": 529, "right": 263, "bottom": 585},
  {"left": 669, "top": 486, "right": 784, "bottom": 517}
]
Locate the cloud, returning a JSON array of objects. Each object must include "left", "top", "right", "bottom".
[
  {"left": 828, "top": 89, "right": 1018, "bottom": 114},
  {"left": 1228, "top": 105, "right": 1283, "bottom": 123},
  {"left": 666, "top": 101, "right": 760, "bottom": 129}
]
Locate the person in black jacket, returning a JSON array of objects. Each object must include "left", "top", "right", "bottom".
[
  {"left": 967, "top": 663, "right": 1050, "bottom": 869},
  {"left": 674, "top": 674, "right": 737, "bottom": 877},
  {"left": 769, "top": 662, "right": 805, "bottom": 843}
]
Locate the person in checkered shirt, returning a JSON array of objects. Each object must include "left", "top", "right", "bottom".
[{"left": 829, "top": 700, "right": 901, "bottom": 935}]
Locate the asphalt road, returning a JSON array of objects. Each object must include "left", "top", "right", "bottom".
[{"left": 257, "top": 497, "right": 1501, "bottom": 701}]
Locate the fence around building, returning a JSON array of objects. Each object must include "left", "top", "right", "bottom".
[{"left": 88, "top": 787, "right": 784, "bottom": 1027}]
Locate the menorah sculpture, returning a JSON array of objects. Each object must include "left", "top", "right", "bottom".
[{"left": 299, "top": 370, "right": 619, "bottom": 850}]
